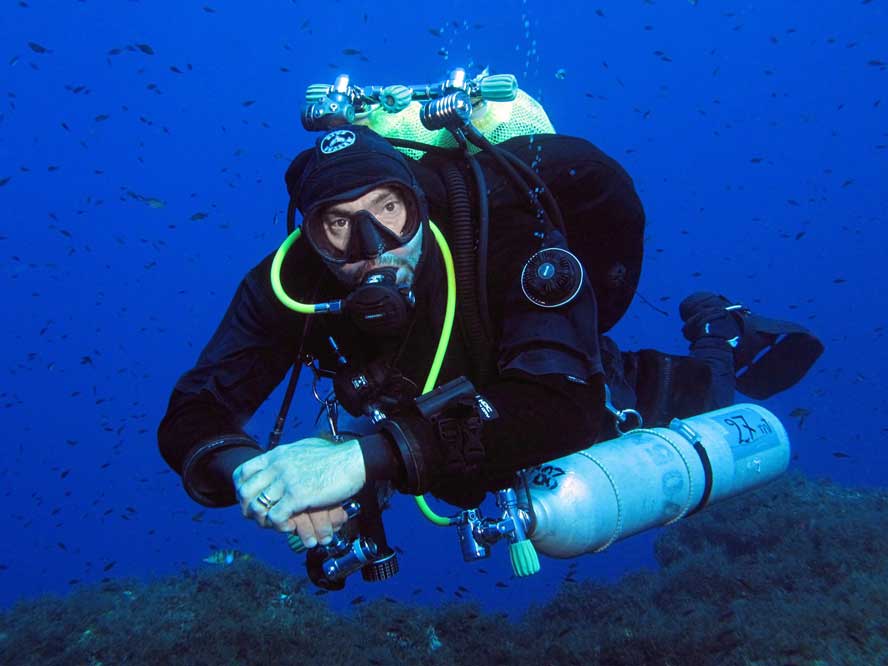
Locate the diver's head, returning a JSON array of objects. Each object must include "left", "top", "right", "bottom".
[{"left": 286, "top": 125, "right": 429, "bottom": 289}]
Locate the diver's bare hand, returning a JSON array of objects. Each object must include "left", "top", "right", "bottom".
[
  {"left": 233, "top": 437, "right": 365, "bottom": 540},
  {"left": 288, "top": 506, "right": 349, "bottom": 548}
]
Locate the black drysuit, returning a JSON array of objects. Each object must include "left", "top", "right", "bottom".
[{"left": 158, "top": 133, "right": 722, "bottom": 510}]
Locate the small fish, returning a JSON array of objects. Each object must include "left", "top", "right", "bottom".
[
  {"left": 28, "top": 41, "right": 51, "bottom": 54},
  {"left": 832, "top": 451, "right": 851, "bottom": 459},
  {"left": 242, "top": 100, "right": 255, "bottom": 107},
  {"left": 146, "top": 198, "right": 166, "bottom": 209},
  {"left": 190, "top": 212, "right": 208, "bottom": 221},
  {"left": 203, "top": 549, "right": 250, "bottom": 565},
  {"left": 350, "top": 595, "right": 366, "bottom": 605},
  {"left": 495, "top": 581, "right": 508, "bottom": 588},
  {"left": 342, "top": 48, "right": 361, "bottom": 56},
  {"left": 555, "top": 68, "right": 567, "bottom": 80},
  {"left": 136, "top": 43, "right": 155, "bottom": 55},
  {"left": 789, "top": 407, "right": 810, "bottom": 428},
  {"left": 95, "top": 114, "right": 110, "bottom": 122}
]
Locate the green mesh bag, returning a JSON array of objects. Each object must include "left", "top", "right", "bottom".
[{"left": 356, "top": 89, "right": 556, "bottom": 159}]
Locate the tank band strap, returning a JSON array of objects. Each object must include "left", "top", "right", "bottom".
[
  {"left": 686, "top": 440, "right": 714, "bottom": 517},
  {"left": 669, "top": 419, "right": 714, "bottom": 517}
]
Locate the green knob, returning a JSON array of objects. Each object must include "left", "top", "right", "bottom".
[
  {"left": 379, "top": 85, "right": 413, "bottom": 113},
  {"left": 287, "top": 533, "right": 306, "bottom": 554},
  {"left": 305, "top": 83, "right": 331, "bottom": 104},
  {"left": 480, "top": 74, "right": 518, "bottom": 102},
  {"left": 509, "top": 538, "right": 540, "bottom": 577}
]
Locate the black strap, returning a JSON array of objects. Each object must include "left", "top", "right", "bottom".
[
  {"left": 687, "top": 440, "right": 714, "bottom": 517},
  {"left": 267, "top": 275, "right": 323, "bottom": 449}
]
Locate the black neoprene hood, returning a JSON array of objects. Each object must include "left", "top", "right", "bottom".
[{"left": 285, "top": 125, "right": 430, "bottom": 224}]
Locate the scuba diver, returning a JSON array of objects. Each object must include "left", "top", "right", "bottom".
[{"left": 157, "top": 69, "right": 823, "bottom": 588}]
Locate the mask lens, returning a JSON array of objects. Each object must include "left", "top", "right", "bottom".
[
  {"left": 304, "top": 185, "right": 420, "bottom": 263},
  {"left": 305, "top": 212, "right": 351, "bottom": 261}
]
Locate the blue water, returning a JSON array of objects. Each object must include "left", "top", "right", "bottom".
[{"left": 1, "top": 0, "right": 885, "bottom": 621}]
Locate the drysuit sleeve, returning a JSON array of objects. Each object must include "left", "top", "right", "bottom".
[
  {"left": 362, "top": 370, "right": 605, "bottom": 509},
  {"left": 157, "top": 251, "right": 309, "bottom": 507}
]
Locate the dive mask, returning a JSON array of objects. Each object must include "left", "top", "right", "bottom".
[{"left": 302, "top": 184, "right": 421, "bottom": 265}]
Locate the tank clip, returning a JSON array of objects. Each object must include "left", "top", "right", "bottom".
[{"left": 604, "top": 384, "right": 643, "bottom": 434}]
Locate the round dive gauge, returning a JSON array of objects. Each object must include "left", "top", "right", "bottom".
[{"left": 521, "top": 247, "right": 584, "bottom": 308}]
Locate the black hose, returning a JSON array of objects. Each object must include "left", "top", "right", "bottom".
[
  {"left": 463, "top": 126, "right": 566, "bottom": 239},
  {"left": 499, "top": 149, "right": 567, "bottom": 238},
  {"left": 462, "top": 149, "right": 494, "bottom": 342},
  {"left": 286, "top": 195, "right": 297, "bottom": 234},
  {"left": 386, "top": 137, "right": 460, "bottom": 157},
  {"left": 268, "top": 361, "right": 302, "bottom": 449},
  {"left": 443, "top": 161, "right": 491, "bottom": 384}
]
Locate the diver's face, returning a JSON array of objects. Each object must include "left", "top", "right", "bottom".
[
  {"left": 318, "top": 186, "right": 422, "bottom": 287},
  {"left": 319, "top": 186, "right": 409, "bottom": 254}
]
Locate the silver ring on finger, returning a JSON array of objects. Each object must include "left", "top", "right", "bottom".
[{"left": 256, "top": 491, "right": 278, "bottom": 510}]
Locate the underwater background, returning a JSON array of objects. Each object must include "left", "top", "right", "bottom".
[{"left": 1, "top": 1, "right": 886, "bottom": 664}]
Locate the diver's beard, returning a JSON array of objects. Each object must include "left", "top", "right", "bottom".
[{"left": 326, "top": 224, "right": 424, "bottom": 289}]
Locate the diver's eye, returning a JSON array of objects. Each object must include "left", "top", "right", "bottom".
[
  {"left": 382, "top": 201, "right": 399, "bottom": 214},
  {"left": 327, "top": 218, "right": 350, "bottom": 230}
]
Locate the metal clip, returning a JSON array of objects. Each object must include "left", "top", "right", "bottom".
[
  {"left": 603, "top": 384, "right": 643, "bottom": 435},
  {"left": 307, "top": 355, "right": 344, "bottom": 441}
]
